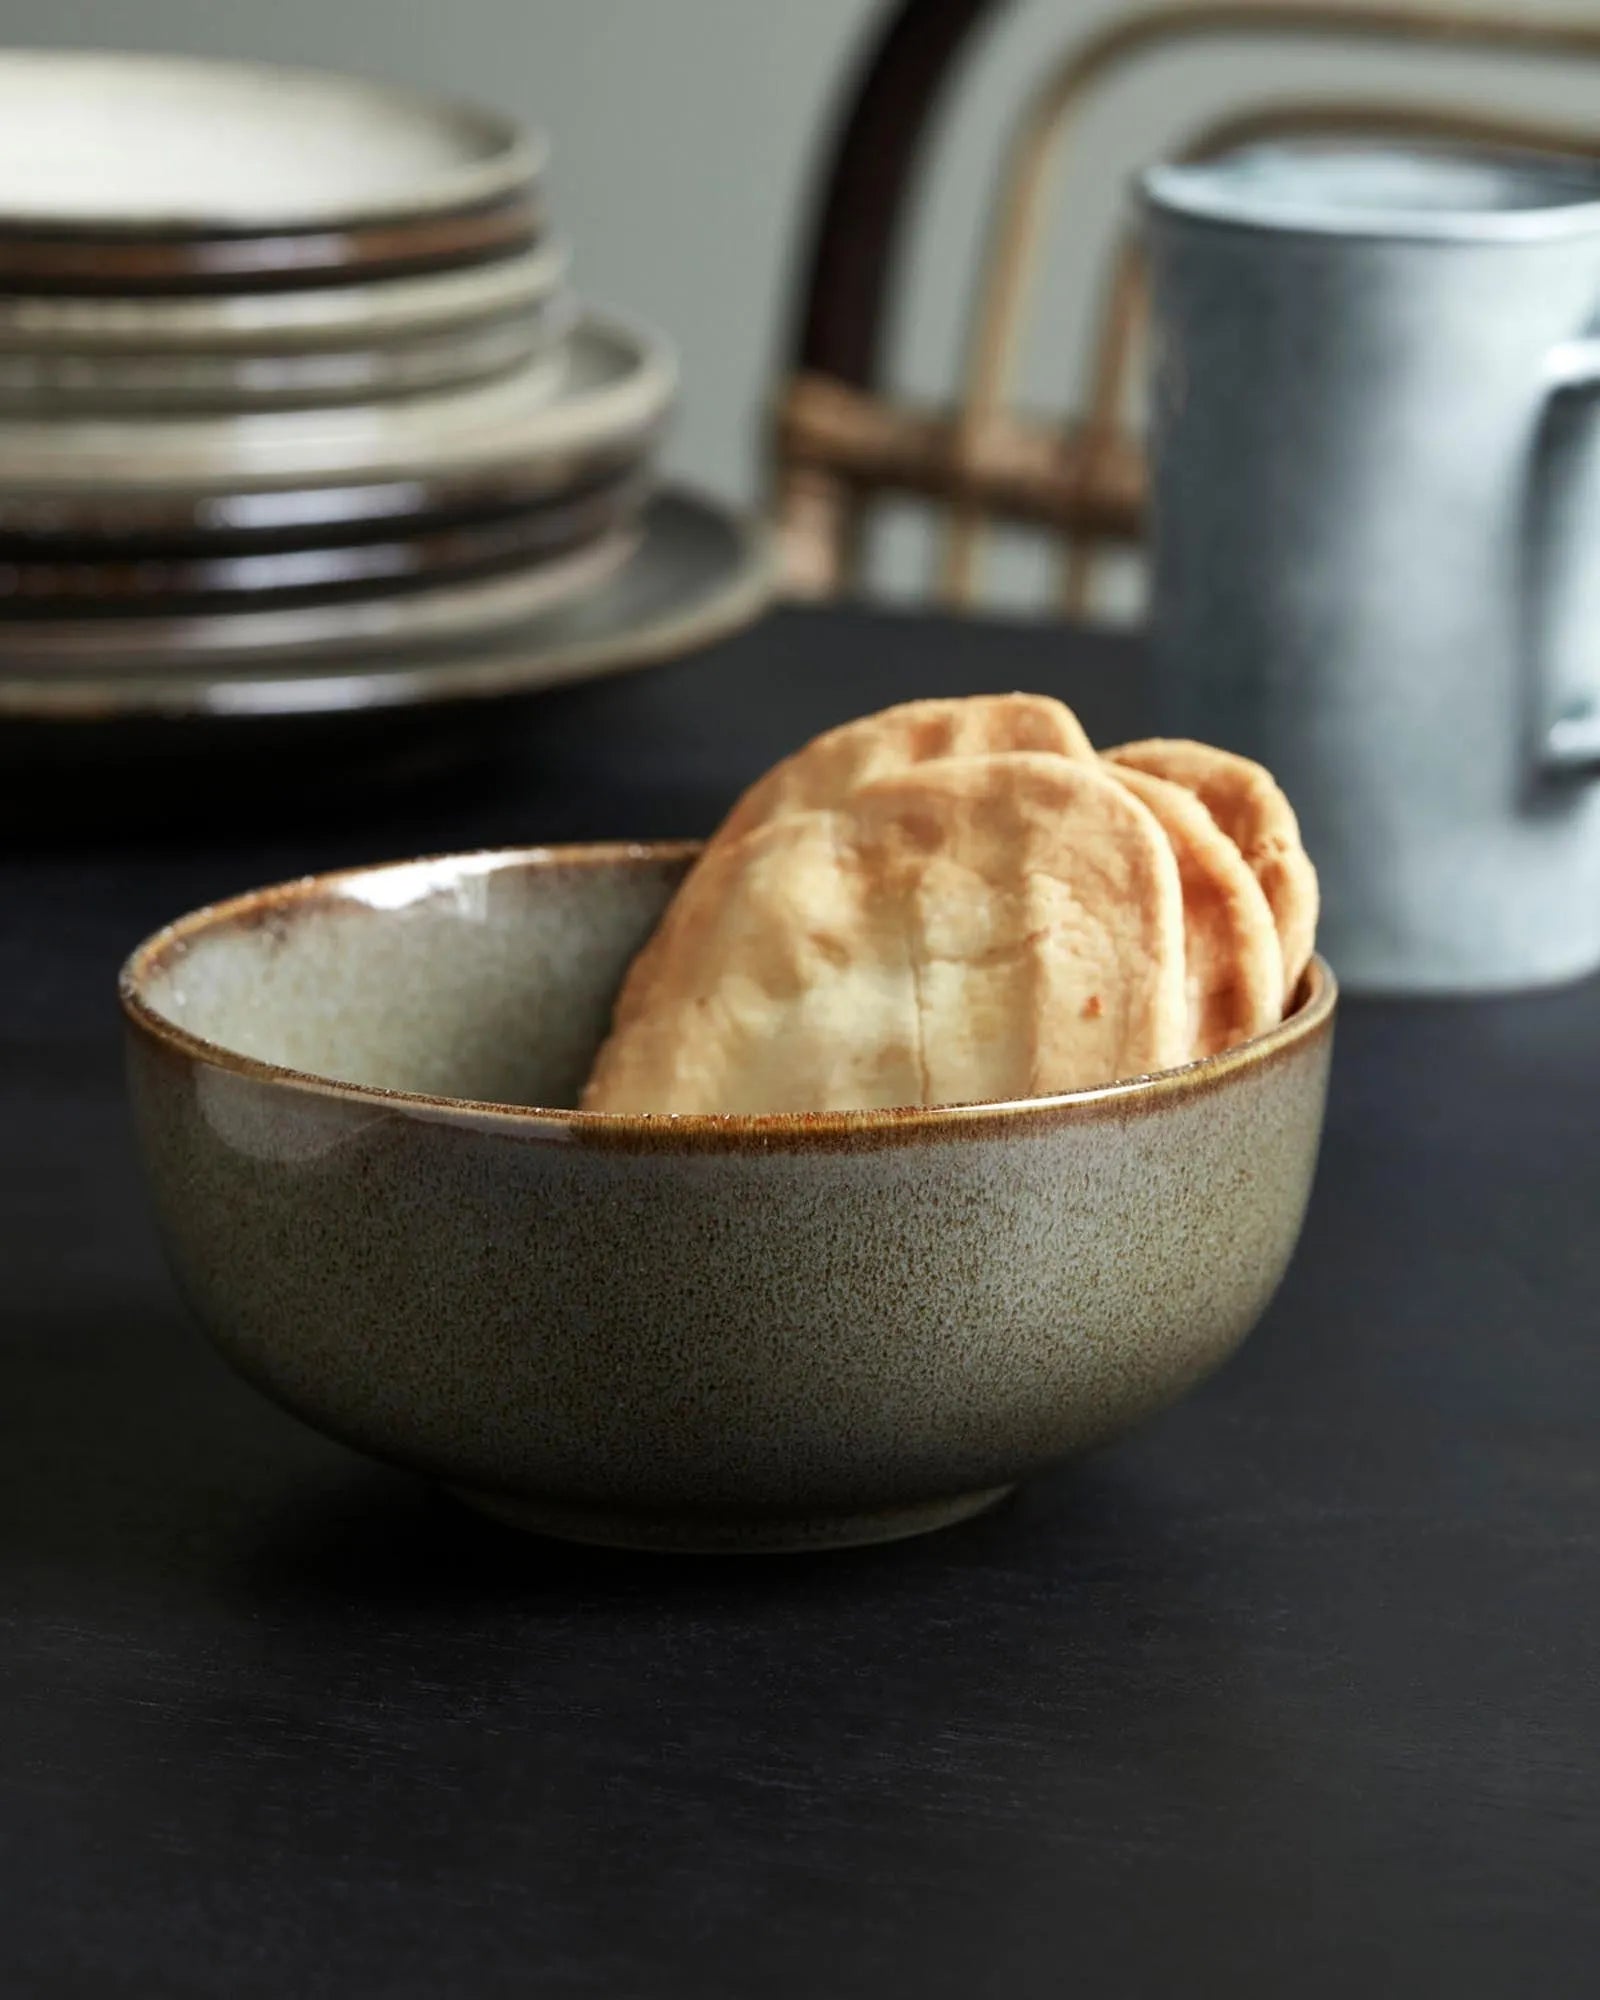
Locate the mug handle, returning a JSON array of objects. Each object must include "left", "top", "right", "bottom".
[{"left": 1534, "top": 338, "right": 1600, "bottom": 777}]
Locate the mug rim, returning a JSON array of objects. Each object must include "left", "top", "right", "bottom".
[
  {"left": 1142, "top": 140, "right": 1600, "bottom": 244},
  {"left": 119, "top": 841, "right": 1339, "bottom": 1153}
]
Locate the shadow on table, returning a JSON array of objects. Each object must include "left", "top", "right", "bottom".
[
  {"left": 232, "top": 1452, "right": 1161, "bottom": 1615},
  {"left": 6, "top": 1275, "right": 1238, "bottom": 1630}
]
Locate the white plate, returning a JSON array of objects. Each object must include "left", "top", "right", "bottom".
[
  {"left": 0, "top": 241, "right": 571, "bottom": 354},
  {"left": 0, "top": 313, "right": 675, "bottom": 492},
  {"left": 0, "top": 50, "right": 538, "bottom": 231}
]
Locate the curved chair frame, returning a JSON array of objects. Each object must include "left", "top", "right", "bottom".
[{"left": 773, "top": 1, "right": 1600, "bottom": 612}]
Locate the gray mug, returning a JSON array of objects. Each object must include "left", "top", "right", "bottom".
[{"left": 1143, "top": 142, "right": 1600, "bottom": 994}]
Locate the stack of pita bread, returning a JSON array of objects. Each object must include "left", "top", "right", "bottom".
[{"left": 583, "top": 695, "right": 1318, "bottom": 1115}]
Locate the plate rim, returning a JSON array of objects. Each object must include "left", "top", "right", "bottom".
[
  {"left": 0, "top": 487, "right": 773, "bottom": 720},
  {"left": 0, "top": 528, "right": 637, "bottom": 667},
  {"left": 0, "top": 49, "right": 541, "bottom": 234},
  {"left": 0, "top": 240, "right": 572, "bottom": 354},
  {"left": 0, "top": 304, "right": 573, "bottom": 414},
  {"left": 0, "top": 310, "right": 677, "bottom": 492}
]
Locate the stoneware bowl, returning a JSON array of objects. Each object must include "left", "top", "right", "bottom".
[{"left": 120, "top": 845, "right": 1337, "bottom": 1552}]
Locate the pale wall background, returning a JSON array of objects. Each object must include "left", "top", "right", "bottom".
[{"left": 4, "top": 0, "right": 1598, "bottom": 605}]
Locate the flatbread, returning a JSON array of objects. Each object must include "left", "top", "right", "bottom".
[
  {"left": 712, "top": 693, "right": 1096, "bottom": 848},
  {"left": 1104, "top": 738, "right": 1318, "bottom": 1005},
  {"left": 583, "top": 752, "right": 1188, "bottom": 1115},
  {"left": 1108, "top": 764, "right": 1284, "bottom": 1056}
]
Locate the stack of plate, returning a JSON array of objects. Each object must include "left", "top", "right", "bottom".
[{"left": 0, "top": 51, "right": 768, "bottom": 795}]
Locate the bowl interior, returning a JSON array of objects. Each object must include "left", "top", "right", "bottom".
[
  {"left": 129, "top": 847, "right": 1333, "bottom": 1121},
  {"left": 133, "top": 848, "right": 692, "bottom": 1108}
]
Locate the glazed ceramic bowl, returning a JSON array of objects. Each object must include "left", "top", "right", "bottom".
[{"left": 121, "top": 846, "right": 1337, "bottom": 1552}]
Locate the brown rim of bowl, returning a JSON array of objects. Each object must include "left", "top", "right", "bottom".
[{"left": 119, "top": 842, "right": 1339, "bottom": 1153}]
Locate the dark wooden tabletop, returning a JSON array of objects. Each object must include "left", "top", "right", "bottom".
[{"left": 4, "top": 606, "right": 1597, "bottom": 2000}]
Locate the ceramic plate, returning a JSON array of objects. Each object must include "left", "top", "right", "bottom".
[
  {"left": 0, "top": 528, "right": 637, "bottom": 670},
  {"left": 0, "top": 314, "right": 673, "bottom": 491},
  {"left": 0, "top": 468, "right": 646, "bottom": 611},
  {"left": 0, "top": 50, "right": 538, "bottom": 232},
  {"left": 0, "top": 451, "right": 644, "bottom": 552},
  {"left": 0, "top": 242, "right": 571, "bottom": 354},
  {"left": 0, "top": 487, "right": 769, "bottom": 721},
  {"left": 0, "top": 195, "right": 542, "bottom": 291},
  {"left": 0, "top": 301, "right": 572, "bottom": 415}
]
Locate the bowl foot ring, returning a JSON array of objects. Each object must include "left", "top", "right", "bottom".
[{"left": 444, "top": 1482, "right": 1017, "bottom": 1552}]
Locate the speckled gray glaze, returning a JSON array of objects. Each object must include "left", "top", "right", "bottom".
[
  {"left": 121, "top": 847, "right": 1337, "bottom": 1552},
  {"left": 1146, "top": 142, "right": 1600, "bottom": 994}
]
